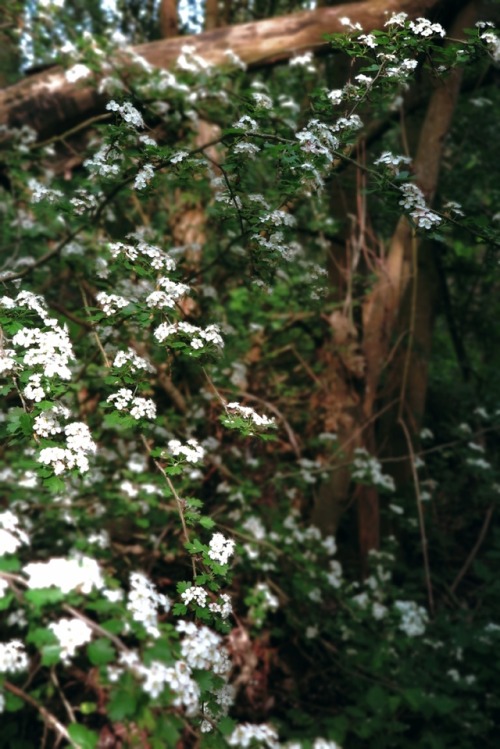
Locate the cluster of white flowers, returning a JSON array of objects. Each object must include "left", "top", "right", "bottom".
[
  {"left": 326, "top": 559, "right": 343, "bottom": 588},
  {"left": 340, "top": 16, "right": 363, "bottom": 32},
  {"left": 33, "top": 405, "right": 70, "bottom": 436},
  {"left": 177, "top": 44, "right": 212, "bottom": 75},
  {"left": 224, "top": 48, "right": 247, "bottom": 70},
  {"left": 399, "top": 183, "right": 442, "bottom": 229},
  {"left": 38, "top": 420, "right": 96, "bottom": 475},
  {"left": 146, "top": 278, "right": 190, "bottom": 309},
  {"left": 113, "top": 348, "right": 154, "bottom": 373},
  {"left": 155, "top": 321, "right": 224, "bottom": 350},
  {"left": 110, "top": 239, "right": 177, "bottom": 272},
  {"left": 28, "top": 178, "right": 63, "bottom": 204},
  {"left": 95, "top": 291, "right": 131, "bottom": 316},
  {"left": 383, "top": 56, "right": 418, "bottom": 80},
  {"left": 24, "top": 555, "right": 105, "bottom": 594},
  {"left": 0, "top": 640, "right": 29, "bottom": 674},
  {"left": 233, "top": 142, "right": 261, "bottom": 159},
  {"left": 374, "top": 151, "right": 412, "bottom": 172},
  {"left": 225, "top": 402, "right": 275, "bottom": 429},
  {"left": 232, "top": 115, "right": 258, "bottom": 131},
  {"left": 177, "top": 620, "right": 231, "bottom": 676},
  {"left": 296, "top": 119, "right": 339, "bottom": 161},
  {"left": 242, "top": 515, "right": 267, "bottom": 541},
  {"left": 106, "top": 100, "right": 145, "bottom": 129},
  {"left": 127, "top": 572, "right": 170, "bottom": 639},
  {"left": 254, "top": 582, "right": 279, "bottom": 613},
  {"left": 181, "top": 585, "right": 208, "bottom": 608},
  {"left": 208, "top": 593, "right": 233, "bottom": 619},
  {"left": 260, "top": 210, "right": 296, "bottom": 228},
  {"left": 252, "top": 92, "right": 273, "bottom": 109},
  {"left": 358, "top": 33, "right": 378, "bottom": 49},
  {"left": 167, "top": 438, "right": 205, "bottom": 463},
  {"left": 107, "top": 388, "right": 157, "bottom": 420},
  {"left": 208, "top": 532, "right": 236, "bottom": 565},
  {"left": 227, "top": 723, "right": 280, "bottom": 748},
  {"left": 133, "top": 162, "right": 155, "bottom": 190},
  {"left": 65, "top": 63, "right": 92, "bottom": 83},
  {"left": 289, "top": 51, "right": 315, "bottom": 71},
  {"left": 0, "top": 511, "right": 29, "bottom": 556},
  {"left": 409, "top": 17, "right": 445, "bottom": 38},
  {"left": 13, "top": 325, "right": 74, "bottom": 385},
  {"left": 49, "top": 617, "right": 93, "bottom": 663},
  {"left": 385, "top": 12, "right": 408, "bottom": 27},
  {"left": 351, "top": 448, "right": 395, "bottom": 492},
  {"left": 112, "top": 650, "right": 200, "bottom": 712},
  {"left": 394, "top": 600, "right": 429, "bottom": 637},
  {"left": 480, "top": 29, "right": 500, "bottom": 63},
  {"left": 84, "top": 144, "right": 123, "bottom": 177},
  {"left": 142, "top": 659, "right": 200, "bottom": 710}
]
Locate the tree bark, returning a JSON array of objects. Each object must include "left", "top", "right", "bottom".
[{"left": 0, "top": 0, "right": 440, "bottom": 142}]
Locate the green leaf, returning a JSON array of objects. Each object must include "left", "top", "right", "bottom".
[
  {"left": 67, "top": 724, "right": 98, "bottom": 749},
  {"left": 108, "top": 687, "right": 138, "bottom": 721},
  {"left": 41, "top": 643, "right": 62, "bottom": 666},
  {"left": 25, "top": 587, "right": 65, "bottom": 608},
  {"left": 87, "top": 638, "right": 116, "bottom": 666},
  {"left": 218, "top": 717, "right": 237, "bottom": 736}
]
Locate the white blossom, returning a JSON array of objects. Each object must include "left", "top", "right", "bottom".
[
  {"left": 227, "top": 723, "right": 280, "bottom": 748},
  {"left": 49, "top": 618, "right": 93, "bottom": 663},
  {"left": 0, "top": 511, "right": 30, "bottom": 556},
  {"left": 24, "top": 556, "right": 104, "bottom": 594},
  {"left": 0, "top": 640, "right": 29, "bottom": 674},
  {"left": 106, "top": 100, "right": 145, "bottom": 128},
  {"left": 208, "top": 533, "right": 235, "bottom": 565},
  {"left": 127, "top": 572, "right": 170, "bottom": 639},
  {"left": 394, "top": 600, "right": 428, "bottom": 636},
  {"left": 409, "top": 18, "right": 445, "bottom": 38},
  {"left": 225, "top": 402, "right": 275, "bottom": 429}
]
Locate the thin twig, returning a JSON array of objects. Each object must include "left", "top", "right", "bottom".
[
  {"left": 450, "top": 504, "right": 495, "bottom": 594},
  {"left": 399, "top": 416, "right": 434, "bottom": 615},
  {"left": 3, "top": 681, "right": 79, "bottom": 748}
]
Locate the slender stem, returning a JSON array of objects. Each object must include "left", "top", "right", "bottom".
[
  {"left": 399, "top": 417, "right": 434, "bottom": 615},
  {"left": 451, "top": 504, "right": 495, "bottom": 594},
  {"left": 3, "top": 681, "right": 79, "bottom": 748}
]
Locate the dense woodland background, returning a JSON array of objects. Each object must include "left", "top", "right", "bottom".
[{"left": 1, "top": 0, "right": 500, "bottom": 747}]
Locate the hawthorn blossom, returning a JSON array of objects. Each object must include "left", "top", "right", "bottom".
[
  {"left": 127, "top": 572, "right": 170, "bottom": 639},
  {"left": 0, "top": 640, "right": 29, "bottom": 674},
  {"left": 107, "top": 388, "right": 157, "bottom": 420},
  {"left": 134, "top": 163, "right": 155, "bottom": 190},
  {"left": 181, "top": 585, "right": 208, "bottom": 608},
  {"left": 24, "top": 556, "right": 105, "bottom": 594},
  {"left": 208, "top": 532, "right": 235, "bottom": 565},
  {"left": 176, "top": 620, "right": 231, "bottom": 676},
  {"left": 167, "top": 438, "right": 205, "bottom": 463},
  {"left": 106, "top": 100, "right": 145, "bottom": 128},
  {"left": 394, "top": 600, "right": 429, "bottom": 636},
  {"left": 409, "top": 18, "right": 445, "bottom": 38},
  {"left": 0, "top": 511, "right": 29, "bottom": 556},
  {"left": 113, "top": 348, "right": 154, "bottom": 373},
  {"left": 95, "top": 291, "right": 130, "bottom": 316},
  {"left": 226, "top": 402, "right": 275, "bottom": 429},
  {"left": 227, "top": 723, "right": 280, "bottom": 748},
  {"left": 208, "top": 593, "right": 233, "bottom": 619},
  {"left": 12, "top": 326, "right": 74, "bottom": 380},
  {"left": 154, "top": 321, "right": 224, "bottom": 349},
  {"left": 49, "top": 618, "right": 93, "bottom": 663}
]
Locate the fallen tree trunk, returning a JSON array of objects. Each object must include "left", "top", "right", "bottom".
[{"left": 0, "top": 0, "right": 440, "bottom": 142}]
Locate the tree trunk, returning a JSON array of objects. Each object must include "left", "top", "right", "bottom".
[{"left": 0, "top": 0, "right": 440, "bottom": 142}]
